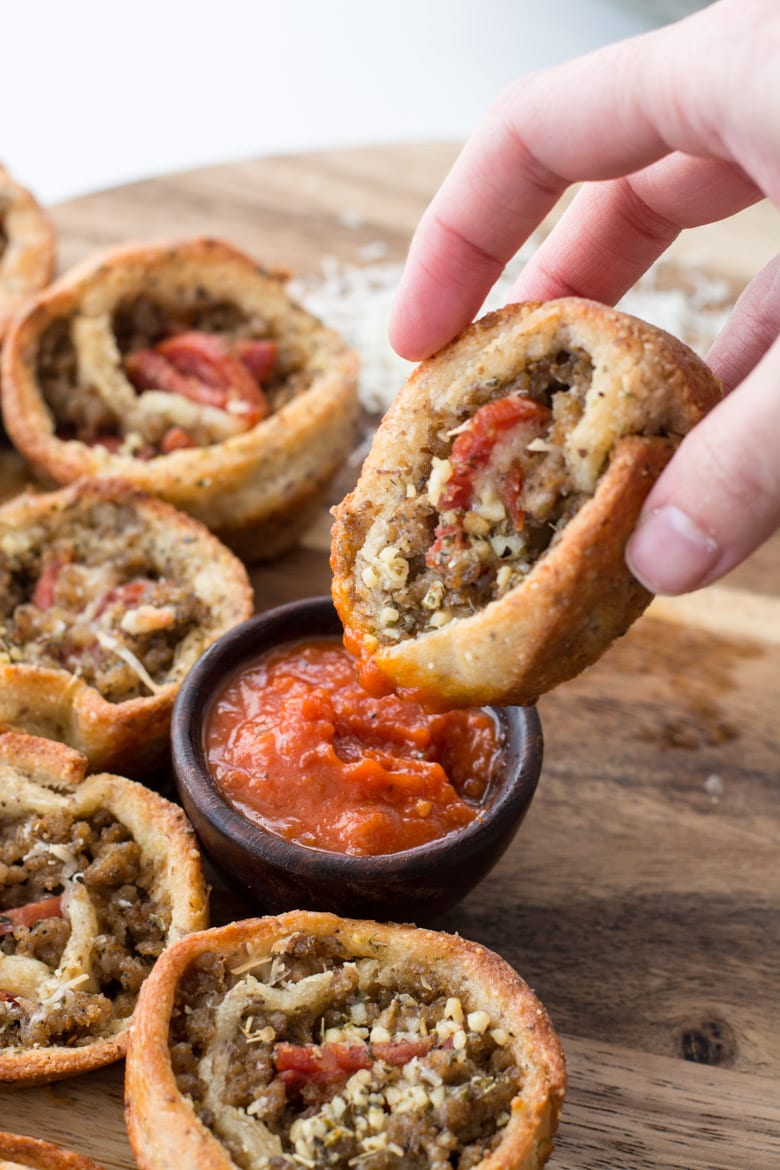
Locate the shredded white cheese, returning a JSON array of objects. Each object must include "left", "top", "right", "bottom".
[
  {"left": 37, "top": 970, "right": 91, "bottom": 1008},
  {"left": 94, "top": 630, "right": 162, "bottom": 695},
  {"left": 23, "top": 840, "right": 79, "bottom": 875},
  {"left": 496, "top": 565, "right": 514, "bottom": 592},
  {"left": 119, "top": 604, "right": 176, "bottom": 636}
]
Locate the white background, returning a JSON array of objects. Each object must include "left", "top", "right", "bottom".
[{"left": 0, "top": 0, "right": 676, "bottom": 207}]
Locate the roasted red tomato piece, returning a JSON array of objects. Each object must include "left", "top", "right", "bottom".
[
  {"left": 438, "top": 395, "right": 551, "bottom": 520},
  {"left": 0, "top": 895, "right": 64, "bottom": 935},
  {"left": 94, "top": 579, "right": 153, "bottom": 613},
  {"left": 274, "top": 1041, "right": 372, "bottom": 1088},
  {"left": 125, "top": 331, "right": 271, "bottom": 428},
  {"left": 156, "top": 332, "right": 268, "bottom": 424},
  {"left": 31, "top": 555, "right": 68, "bottom": 611},
  {"left": 427, "top": 395, "right": 551, "bottom": 573},
  {"left": 273, "top": 1036, "right": 434, "bottom": 1091},
  {"left": 371, "top": 1037, "right": 434, "bottom": 1065},
  {"left": 160, "top": 425, "right": 196, "bottom": 453},
  {"left": 233, "top": 338, "right": 278, "bottom": 384},
  {"left": 125, "top": 349, "right": 216, "bottom": 403}
]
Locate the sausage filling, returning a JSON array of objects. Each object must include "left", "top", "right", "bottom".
[
  {"left": 0, "top": 500, "right": 208, "bottom": 701},
  {"left": 170, "top": 931, "right": 521, "bottom": 1170},
  {"left": 359, "top": 350, "right": 595, "bottom": 640},
  {"left": 37, "top": 296, "right": 314, "bottom": 456},
  {"left": 0, "top": 807, "right": 170, "bottom": 1048}
]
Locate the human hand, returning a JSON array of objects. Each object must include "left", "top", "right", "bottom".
[{"left": 389, "top": 0, "right": 780, "bottom": 596}]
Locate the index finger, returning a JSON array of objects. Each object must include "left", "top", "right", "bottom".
[{"left": 389, "top": 0, "right": 753, "bottom": 359}]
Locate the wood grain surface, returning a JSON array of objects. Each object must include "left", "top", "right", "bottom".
[{"left": 0, "top": 144, "right": 778, "bottom": 1169}]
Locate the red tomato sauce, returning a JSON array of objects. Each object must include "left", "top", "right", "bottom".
[{"left": 205, "top": 638, "right": 505, "bottom": 856}]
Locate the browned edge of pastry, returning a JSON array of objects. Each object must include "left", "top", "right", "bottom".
[
  {"left": 0, "top": 1130, "right": 105, "bottom": 1170},
  {"left": 0, "top": 164, "right": 56, "bottom": 341}
]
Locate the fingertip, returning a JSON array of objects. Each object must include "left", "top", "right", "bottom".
[
  {"left": 387, "top": 197, "right": 507, "bottom": 360},
  {"left": 388, "top": 267, "right": 480, "bottom": 362},
  {"left": 625, "top": 504, "right": 721, "bottom": 596},
  {"left": 387, "top": 293, "right": 435, "bottom": 362},
  {"left": 387, "top": 255, "right": 447, "bottom": 361}
]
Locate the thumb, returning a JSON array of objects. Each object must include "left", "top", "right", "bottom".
[{"left": 625, "top": 337, "right": 780, "bottom": 595}]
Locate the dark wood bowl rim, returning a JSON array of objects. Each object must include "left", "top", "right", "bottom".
[{"left": 172, "top": 596, "right": 543, "bottom": 882}]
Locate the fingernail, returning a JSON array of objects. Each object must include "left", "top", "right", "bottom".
[{"left": 626, "top": 505, "right": 720, "bottom": 595}]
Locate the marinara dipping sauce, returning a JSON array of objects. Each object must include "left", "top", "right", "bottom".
[{"left": 205, "top": 637, "right": 505, "bottom": 857}]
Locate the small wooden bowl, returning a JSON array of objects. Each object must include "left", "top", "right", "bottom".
[{"left": 171, "top": 597, "right": 543, "bottom": 921}]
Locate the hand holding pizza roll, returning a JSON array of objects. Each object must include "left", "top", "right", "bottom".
[
  {"left": 389, "top": 0, "right": 779, "bottom": 597},
  {"left": 331, "top": 298, "right": 722, "bottom": 708}
]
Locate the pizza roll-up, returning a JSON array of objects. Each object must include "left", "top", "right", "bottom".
[
  {"left": 126, "top": 911, "right": 565, "bottom": 1170},
  {"left": 1, "top": 237, "right": 359, "bottom": 560},
  {"left": 0, "top": 165, "right": 56, "bottom": 341},
  {"left": 0, "top": 479, "right": 253, "bottom": 774},
  {"left": 331, "top": 299, "right": 722, "bottom": 708},
  {"left": 0, "top": 166, "right": 56, "bottom": 496},
  {"left": 0, "top": 730, "right": 207, "bottom": 1085}
]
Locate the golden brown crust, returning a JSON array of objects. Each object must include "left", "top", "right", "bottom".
[
  {"left": 0, "top": 166, "right": 56, "bottom": 341},
  {"left": 0, "top": 237, "right": 359, "bottom": 560},
  {"left": 126, "top": 911, "right": 566, "bottom": 1170},
  {"left": 0, "top": 728, "right": 87, "bottom": 789},
  {"left": 0, "top": 1132, "right": 104, "bottom": 1170},
  {"left": 331, "top": 298, "right": 722, "bottom": 707},
  {"left": 0, "top": 730, "right": 208, "bottom": 1086},
  {"left": 0, "top": 478, "right": 253, "bottom": 774}
]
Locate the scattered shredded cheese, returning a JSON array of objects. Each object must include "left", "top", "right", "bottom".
[
  {"left": 94, "top": 630, "right": 162, "bottom": 695},
  {"left": 119, "top": 604, "right": 176, "bottom": 636},
  {"left": 38, "top": 970, "right": 91, "bottom": 1008},
  {"left": 290, "top": 248, "right": 734, "bottom": 418}
]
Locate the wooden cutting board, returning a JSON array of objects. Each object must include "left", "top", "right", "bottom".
[{"left": 1, "top": 144, "right": 779, "bottom": 1169}]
